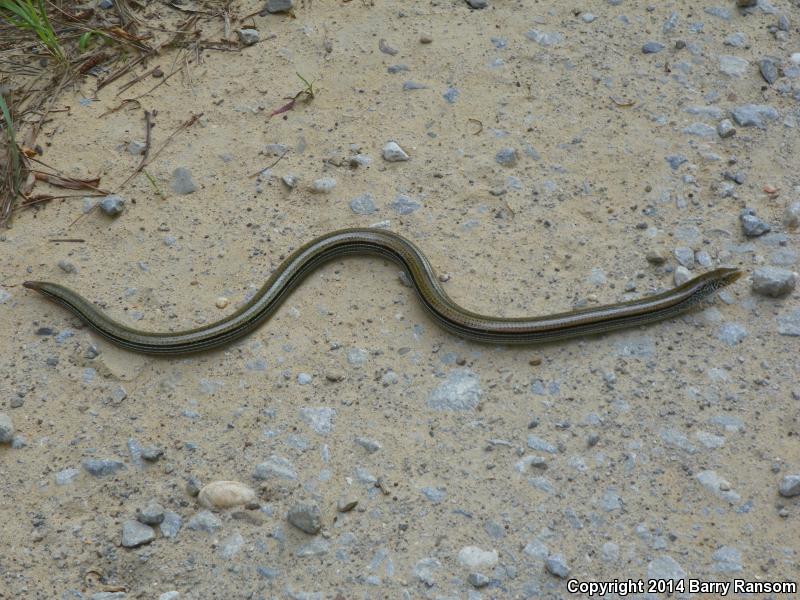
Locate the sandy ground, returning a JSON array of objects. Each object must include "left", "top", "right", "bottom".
[{"left": 1, "top": 0, "right": 799, "bottom": 598}]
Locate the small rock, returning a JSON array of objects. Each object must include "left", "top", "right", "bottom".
[
  {"left": 281, "top": 174, "right": 297, "bottom": 189},
  {"left": 186, "top": 510, "right": 222, "bottom": 533},
  {"left": 121, "top": 520, "right": 155, "bottom": 548},
  {"left": 717, "top": 119, "right": 736, "bottom": 138},
  {"left": 735, "top": 0, "right": 757, "bottom": 6},
  {"left": 382, "top": 141, "right": 409, "bottom": 162},
  {"left": 58, "top": 260, "right": 77, "bottom": 274},
  {"left": 427, "top": 369, "right": 481, "bottom": 411},
  {"left": 457, "top": 546, "right": 498, "bottom": 569},
  {"left": 545, "top": 554, "right": 570, "bottom": 578},
  {"left": 465, "top": 0, "right": 488, "bottom": 7},
  {"left": 159, "top": 511, "right": 182, "bottom": 538},
  {"left": 310, "top": 177, "right": 336, "bottom": 193},
  {"left": 641, "top": 41, "right": 665, "bottom": 54},
  {"left": 355, "top": 437, "right": 382, "bottom": 453},
  {"left": 186, "top": 476, "right": 202, "bottom": 496},
  {"left": 389, "top": 195, "right": 421, "bottom": 214},
  {"left": 759, "top": 57, "right": 780, "bottom": 85},
  {"left": 141, "top": 446, "right": 163, "bottom": 461},
  {"left": 159, "top": 593, "right": 180, "bottom": 600},
  {"left": 730, "top": 104, "right": 779, "bottom": 128},
  {"left": 238, "top": 28, "right": 259, "bottom": 45},
  {"left": 350, "top": 193, "right": 377, "bottom": 214},
  {"left": 674, "top": 266, "right": 691, "bottom": 286},
  {"left": 646, "top": 250, "right": 666, "bottom": 265},
  {"left": 254, "top": 455, "right": 297, "bottom": 480},
  {"left": 420, "top": 33, "right": 433, "bottom": 44},
  {"left": 719, "top": 55, "right": 749, "bottom": 77},
  {"left": 752, "top": 267, "right": 797, "bottom": 297},
  {"left": 0, "top": 413, "right": 14, "bottom": 443},
  {"left": 783, "top": 202, "right": 800, "bottom": 228},
  {"left": 724, "top": 32, "right": 748, "bottom": 48},
  {"left": 82, "top": 458, "right": 125, "bottom": 477},
  {"left": 171, "top": 167, "right": 197, "bottom": 194},
  {"left": 287, "top": 503, "right": 321, "bottom": 534},
  {"left": 740, "top": 208, "right": 771, "bottom": 237},
  {"left": 137, "top": 501, "right": 165, "bottom": 525},
  {"left": 665, "top": 154, "right": 687, "bottom": 170},
  {"left": 99, "top": 195, "right": 125, "bottom": 216},
  {"left": 263, "top": 0, "right": 292, "bottom": 12},
  {"left": 467, "top": 572, "right": 490, "bottom": 588},
  {"left": 495, "top": 147, "right": 518, "bottom": 166},
  {"left": 55, "top": 467, "right": 79, "bottom": 485},
  {"left": 525, "top": 30, "right": 564, "bottom": 46},
  {"left": 674, "top": 247, "right": 695, "bottom": 268},
  {"left": 198, "top": 480, "right": 256, "bottom": 509},
  {"left": 779, "top": 475, "right": 800, "bottom": 497}
]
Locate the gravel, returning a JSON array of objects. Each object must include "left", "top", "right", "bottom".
[
  {"left": 287, "top": 503, "right": 321, "bottom": 534},
  {"left": 778, "top": 475, "right": 800, "bottom": 497},
  {"left": 751, "top": 267, "right": 796, "bottom": 297},
  {"left": 740, "top": 208, "right": 771, "bottom": 237},
  {"left": 0, "top": 413, "right": 14, "bottom": 443},
  {"left": 382, "top": 141, "right": 410, "bottom": 162},
  {"left": 82, "top": 458, "right": 125, "bottom": 477},
  {"left": 171, "top": 167, "right": 197, "bottom": 194},
  {"left": 730, "top": 104, "right": 779, "bottom": 128},
  {"left": 99, "top": 195, "right": 125, "bottom": 216},
  {"left": 121, "top": 520, "right": 155, "bottom": 548}
]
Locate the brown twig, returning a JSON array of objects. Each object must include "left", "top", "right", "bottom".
[
  {"left": 116, "top": 66, "right": 161, "bottom": 95},
  {"left": 49, "top": 238, "right": 85, "bottom": 242},
  {"left": 248, "top": 150, "right": 289, "bottom": 178}
]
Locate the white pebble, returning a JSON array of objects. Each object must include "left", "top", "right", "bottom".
[
  {"left": 310, "top": 177, "right": 336, "bottom": 193},
  {"left": 382, "top": 141, "right": 410, "bottom": 162}
]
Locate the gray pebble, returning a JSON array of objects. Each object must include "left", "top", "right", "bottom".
[
  {"left": 137, "top": 501, "right": 165, "bottom": 525},
  {"left": 641, "top": 41, "right": 665, "bottom": 54},
  {"left": 171, "top": 167, "right": 197, "bottom": 194},
  {"left": 695, "top": 250, "right": 712, "bottom": 267},
  {"left": 730, "top": 104, "right": 779, "bottom": 128},
  {"left": 92, "top": 592, "right": 126, "bottom": 600},
  {"left": 581, "top": 12, "right": 596, "bottom": 23},
  {"left": 296, "top": 372, "right": 312, "bottom": 385},
  {"left": 238, "top": 28, "right": 260, "bottom": 45},
  {"left": 295, "top": 539, "right": 329, "bottom": 557},
  {"left": 705, "top": 6, "right": 731, "bottom": 19},
  {"left": 778, "top": 308, "right": 800, "bottom": 336},
  {"left": 263, "top": 0, "right": 292, "bottom": 13},
  {"left": 55, "top": 467, "right": 79, "bottom": 485},
  {"left": 495, "top": 148, "right": 518, "bottom": 166},
  {"left": 525, "top": 30, "right": 564, "bottom": 47},
  {"left": 740, "top": 208, "right": 771, "bottom": 237},
  {"left": 57, "top": 259, "right": 77, "bottom": 274},
  {"left": 442, "top": 87, "right": 459, "bottom": 103},
  {"left": 724, "top": 32, "right": 748, "bottom": 48},
  {"left": 752, "top": 267, "right": 796, "bottom": 297},
  {"left": 0, "top": 412, "right": 14, "bottom": 443},
  {"left": 468, "top": 572, "right": 490, "bottom": 588},
  {"left": 779, "top": 475, "right": 800, "bottom": 497},
  {"left": 389, "top": 195, "right": 420, "bottom": 214},
  {"left": 716, "top": 322, "right": 747, "bottom": 345},
  {"left": 186, "top": 510, "right": 222, "bottom": 533},
  {"left": 527, "top": 434, "right": 557, "bottom": 454},
  {"left": 99, "top": 195, "right": 125, "bottom": 216},
  {"left": 254, "top": 454, "right": 297, "bottom": 480},
  {"left": 350, "top": 193, "right": 377, "bottom": 215},
  {"left": 387, "top": 64, "right": 408, "bottom": 73},
  {"left": 299, "top": 407, "right": 335, "bottom": 434},
  {"left": 674, "top": 247, "right": 695, "bottom": 268},
  {"left": 402, "top": 81, "right": 428, "bottom": 91},
  {"left": 382, "top": 141, "right": 409, "bottom": 162},
  {"left": 712, "top": 546, "right": 743, "bottom": 573},
  {"left": 141, "top": 446, "right": 163, "bottom": 461},
  {"left": 600, "top": 542, "right": 619, "bottom": 562},
  {"left": 674, "top": 266, "right": 691, "bottom": 286},
  {"left": 544, "top": 554, "right": 570, "bottom": 578},
  {"left": 281, "top": 174, "right": 297, "bottom": 188},
  {"left": 82, "top": 458, "right": 125, "bottom": 477},
  {"left": 682, "top": 122, "right": 716, "bottom": 137},
  {"left": 287, "top": 503, "right": 321, "bottom": 534},
  {"left": 310, "top": 177, "right": 336, "bottom": 193},
  {"left": 121, "top": 520, "right": 155, "bottom": 548},
  {"left": 465, "top": 0, "right": 488, "bottom": 8},
  {"left": 648, "top": 555, "right": 686, "bottom": 581},
  {"left": 665, "top": 154, "right": 687, "bottom": 170},
  {"left": 719, "top": 55, "right": 749, "bottom": 77},
  {"left": 783, "top": 202, "right": 800, "bottom": 228},
  {"left": 355, "top": 437, "right": 382, "bottom": 453},
  {"left": 186, "top": 476, "right": 202, "bottom": 496},
  {"left": 427, "top": 369, "right": 481, "bottom": 411},
  {"left": 759, "top": 57, "right": 780, "bottom": 85},
  {"left": 159, "top": 511, "right": 182, "bottom": 538},
  {"left": 717, "top": 119, "right": 736, "bottom": 138},
  {"left": 662, "top": 11, "right": 678, "bottom": 32}
]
